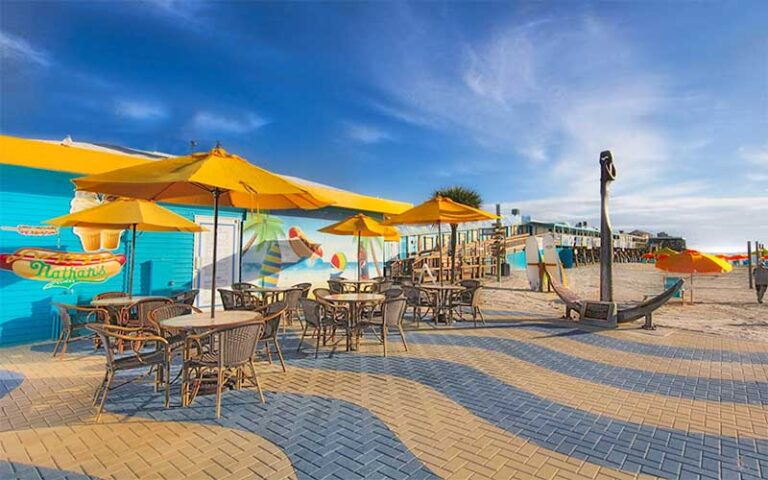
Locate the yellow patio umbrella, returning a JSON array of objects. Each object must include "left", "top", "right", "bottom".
[
  {"left": 319, "top": 213, "right": 400, "bottom": 280},
  {"left": 655, "top": 249, "right": 732, "bottom": 302},
  {"left": 654, "top": 247, "right": 678, "bottom": 260},
  {"left": 46, "top": 198, "right": 205, "bottom": 297},
  {"left": 383, "top": 196, "right": 498, "bottom": 284},
  {"left": 73, "top": 146, "right": 331, "bottom": 316}
]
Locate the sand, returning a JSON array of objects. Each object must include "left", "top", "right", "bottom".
[{"left": 483, "top": 263, "right": 767, "bottom": 342}]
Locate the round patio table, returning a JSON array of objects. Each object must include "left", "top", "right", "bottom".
[
  {"left": 420, "top": 284, "right": 464, "bottom": 325},
  {"left": 324, "top": 293, "right": 385, "bottom": 351},
  {"left": 90, "top": 295, "right": 163, "bottom": 307},
  {"left": 159, "top": 311, "right": 263, "bottom": 331},
  {"left": 337, "top": 279, "right": 380, "bottom": 293}
]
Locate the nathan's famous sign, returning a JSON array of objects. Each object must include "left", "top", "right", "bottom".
[{"left": 0, "top": 248, "right": 125, "bottom": 289}]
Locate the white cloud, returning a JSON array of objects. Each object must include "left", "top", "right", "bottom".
[
  {"left": 115, "top": 100, "right": 167, "bottom": 120},
  {"left": 142, "top": 0, "right": 205, "bottom": 23},
  {"left": 344, "top": 123, "right": 392, "bottom": 144},
  {"left": 191, "top": 111, "right": 268, "bottom": 134},
  {"left": 0, "top": 31, "right": 50, "bottom": 67},
  {"left": 740, "top": 145, "right": 768, "bottom": 167}
]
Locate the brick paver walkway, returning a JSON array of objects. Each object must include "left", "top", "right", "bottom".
[{"left": 2, "top": 313, "right": 768, "bottom": 479}]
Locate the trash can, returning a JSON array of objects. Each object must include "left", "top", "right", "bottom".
[{"left": 501, "top": 262, "right": 511, "bottom": 277}]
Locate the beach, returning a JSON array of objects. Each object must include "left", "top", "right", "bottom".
[{"left": 485, "top": 263, "right": 767, "bottom": 342}]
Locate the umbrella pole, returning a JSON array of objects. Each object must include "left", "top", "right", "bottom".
[
  {"left": 357, "top": 232, "right": 361, "bottom": 282},
  {"left": 438, "top": 222, "right": 443, "bottom": 285},
  {"left": 210, "top": 189, "right": 221, "bottom": 318},
  {"left": 128, "top": 225, "right": 136, "bottom": 298}
]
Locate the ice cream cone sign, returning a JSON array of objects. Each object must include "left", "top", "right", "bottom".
[{"left": 69, "top": 191, "right": 124, "bottom": 252}]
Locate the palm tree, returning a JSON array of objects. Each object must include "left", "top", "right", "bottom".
[{"left": 432, "top": 186, "right": 483, "bottom": 283}]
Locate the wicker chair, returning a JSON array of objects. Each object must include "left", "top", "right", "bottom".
[
  {"left": 171, "top": 289, "right": 199, "bottom": 306},
  {"left": 256, "top": 301, "right": 287, "bottom": 372},
  {"left": 93, "top": 291, "right": 128, "bottom": 301},
  {"left": 402, "top": 285, "right": 433, "bottom": 327},
  {"left": 282, "top": 288, "right": 304, "bottom": 329},
  {"left": 87, "top": 323, "right": 171, "bottom": 422},
  {"left": 148, "top": 303, "right": 202, "bottom": 356},
  {"left": 451, "top": 286, "right": 485, "bottom": 327},
  {"left": 119, "top": 297, "right": 173, "bottom": 329},
  {"left": 50, "top": 303, "right": 108, "bottom": 358},
  {"left": 231, "top": 282, "right": 257, "bottom": 291},
  {"left": 383, "top": 288, "right": 404, "bottom": 299},
  {"left": 313, "top": 288, "right": 348, "bottom": 322},
  {"left": 219, "top": 289, "right": 260, "bottom": 311},
  {"left": 374, "top": 280, "right": 394, "bottom": 293},
  {"left": 356, "top": 297, "right": 408, "bottom": 356},
  {"left": 328, "top": 279, "right": 344, "bottom": 294},
  {"left": 298, "top": 298, "right": 345, "bottom": 358},
  {"left": 458, "top": 279, "right": 481, "bottom": 290},
  {"left": 182, "top": 320, "right": 267, "bottom": 418}
]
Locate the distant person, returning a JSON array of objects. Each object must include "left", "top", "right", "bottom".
[{"left": 755, "top": 263, "right": 768, "bottom": 304}]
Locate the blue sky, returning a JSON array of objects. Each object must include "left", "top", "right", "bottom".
[{"left": 1, "top": 1, "right": 766, "bottom": 251}]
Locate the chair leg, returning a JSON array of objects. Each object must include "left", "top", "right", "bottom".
[
  {"left": 215, "top": 368, "right": 224, "bottom": 419},
  {"left": 297, "top": 324, "right": 309, "bottom": 352},
  {"left": 92, "top": 371, "right": 109, "bottom": 406},
  {"left": 382, "top": 326, "right": 387, "bottom": 357},
  {"left": 248, "top": 360, "right": 266, "bottom": 403},
  {"left": 265, "top": 344, "right": 273, "bottom": 364},
  {"left": 398, "top": 326, "right": 408, "bottom": 352},
  {"left": 164, "top": 363, "right": 170, "bottom": 408},
  {"left": 94, "top": 371, "right": 114, "bottom": 423},
  {"left": 477, "top": 308, "right": 485, "bottom": 325},
  {"left": 273, "top": 339, "right": 287, "bottom": 373},
  {"left": 181, "top": 364, "right": 189, "bottom": 407},
  {"left": 59, "top": 332, "right": 71, "bottom": 358},
  {"left": 315, "top": 328, "right": 321, "bottom": 359},
  {"left": 52, "top": 330, "right": 66, "bottom": 358}
]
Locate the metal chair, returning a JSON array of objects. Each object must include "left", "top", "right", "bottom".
[
  {"left": 297, "top": 298, "right": 344, "bottom": 358},
  {"left": 231, "top": 282, "right": 257, "bottom": 291},
  {"left": 452, "top": 286, "right": 485, "bottom": 327},
  {"left": 256, "top": 301, "right": 287, "bottom": 372},
  {"left": 87, "top": 323, "right": 171, "bottom": 422},
  {"left": 171, "top": 289, "right": 199, "bottom": 306},
  {"left": 374, "top": 280, "right": 394, "bottom": 293},
  {"left": 182, "top": 320, "right": 267, "bottom": 418},
  {"left": 328, "top": 279, "right": 344, "bottom": 294},
  {"left": 357, "top": 297, "right": 408, "bottom": 356},
  {"left": 282, "top": 288, "right": 304, "bottom": 329},
  {"left": 219, "top": 289, "right": 261, "bottom": 311},
  {"left": 292, "top": 282, "right": 312, "bottom": 298},
  {"left": 148, "top": 303, "right": 202, "bottom": 356},
  {"left": 119, "top": 297, "right": 173, "bottom": 329},
  {"left": 402, "top": 286, "right": 433, "bottom": 327},
  {"left": 50, "top": 303, "right": 108, "bottom": 358}
]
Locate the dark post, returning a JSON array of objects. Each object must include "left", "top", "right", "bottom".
[
  {"left": 496, "top": 203, "right": 502, "bottom": 283},
  {"left": 210, "top": 188, "right": 221, "bottom": 318},
  {"left": 748, "top": 241, "right": 753, "bottom": 289},
  {"left": 599, "top": 151, "right": 617, "bottom": 302}
]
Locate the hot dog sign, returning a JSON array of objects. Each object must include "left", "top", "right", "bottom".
[{"left": 0, "top": 248, "right": 125, "bottom": 290}]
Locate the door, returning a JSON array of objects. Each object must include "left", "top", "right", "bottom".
[{"left": 193, "top": 215, "right": 241, "bottom": 310}]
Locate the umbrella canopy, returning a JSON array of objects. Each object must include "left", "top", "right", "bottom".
[
  {"left": 384, "top": 196, "right": 498, "bottom": 283},
  {"left": 73, "top": 146, "right": 331, "bottom": 209},
  {"left": 46, "top": 198, "right": 205, "bottom": 297},
  {"left": 319, "top": 213, "right": 400, "bottom": 280},
  {"left": 73, "top": 146, "right": 331, "bottom": 316},
  {"left": 655, "top": 250, "right": 733, "bottom": 274},
  {"left": 46, "top": 198, "right": 203, "bottom": 232},
  {"left": 383, "top": 195, "right": 498, "bottom": 226}
]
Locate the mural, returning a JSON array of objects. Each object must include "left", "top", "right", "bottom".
[
  {"left": 0, "top": 191, "right": 126, "bottom": 290},
  {"left": 241, "top": 213, "right": 384, "bottom": 289}
]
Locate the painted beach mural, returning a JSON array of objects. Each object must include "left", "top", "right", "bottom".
[{"left": 241, "top": 213, "right": 387, "bottom": 289}]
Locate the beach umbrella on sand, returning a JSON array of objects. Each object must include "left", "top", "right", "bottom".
[
  {"left": 73, "top": 146, "right": 331, "bottom": 316},
  {"left": 319, "top": 213, "right": 400, "bottom": 281},
  {"left": 383, "top": 196, "right": 498, "bottom": 284},
  {"left": 46, "top": 198, "right": 205, "bottom": 297},
  {"left": 655, "top": 249, "right": 732, "bottom": 303}
]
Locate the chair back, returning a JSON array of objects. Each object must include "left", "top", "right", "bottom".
[
  {"left": 93, "top": 291, "right": 128, "bottom": 301},
  {"left": 148, "top": 304, "right": 201, "bottom": 333},
  {"left": 261, "top": 301, "right": 286, "bottom": 340},
  {"left": 231, "top": 282, "right": 256, "bottom": 291},
  {"left": 470, "top": 286, "right": 483, "bottom": 307},
  {"left": 122, "top": 297, "right": 173, "bottom": 328},
  {"left": 300, "top": 298, "right": 323, "bottom": 327},
  {"left": 219, "top": 289, "right": 244, "bottom": 310},
  {"left": 88, "top": 323, "right": 117, "bottom": 367},
  {"left": 383, "top": 288, "right": 404, "bottom": 299},
  {"left": 313, "top": 287, "right": 331, "bottom": 299},
  {"left": 171, "top": 289, "right": 199, "bottom": 305},
  {"left": 381, "top": 297, "right": 407, "bottom": 327},
  {"left": 217, "top": 322, "right": 265, "bottom": 367},
  {"left": 459, "top": 279, "right": 481, "bottom": 289},
  {"left": 292, "top": 283, "right": 312, "bottom": 298},
  {"left": 376, "top": 280, "right": 394, "bottom": 293},
  {"left": 402, "top": 286, "right": 427, "bottom": 306},
  {"left": 283, "top": 288, "right": 303, "bottom": 310},
  {"left": 328, "top": 280, "right": 344, "bottom": 294}
]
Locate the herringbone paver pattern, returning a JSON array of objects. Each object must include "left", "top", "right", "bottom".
[{"left": 2, "top": 316, "right": 768, "bottom": 479}]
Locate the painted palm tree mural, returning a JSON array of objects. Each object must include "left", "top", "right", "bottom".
[
  {"left": 242, "top": 213, "right": 286, "bottom": 287},
  {"left": 359, "top": 235, "right": 384, "bottom": 279}
]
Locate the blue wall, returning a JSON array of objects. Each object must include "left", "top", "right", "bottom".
[{"left": 0, "top": 165, "right": 244, "bottom": 347}]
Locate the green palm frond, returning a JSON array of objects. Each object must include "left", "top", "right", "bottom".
[{"left": 432, "top": 185, "right": 483, "bottom": 208}]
